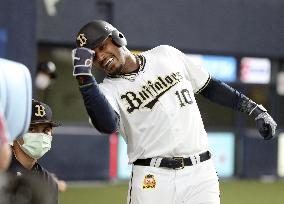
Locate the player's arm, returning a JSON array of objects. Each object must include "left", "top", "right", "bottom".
[
  {"left": 72, "top": 47, "right": 119, "bottom": 134},
  {"left": 199, "top": 77, "right": 277, "bottom": 140}
]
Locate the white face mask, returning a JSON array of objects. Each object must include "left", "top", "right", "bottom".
[
  {"left": 19, "top": 133, "right": 52, "bottom": 159},
  {"left": 35, "top": 73, "right": 51, "bottom": 90}
]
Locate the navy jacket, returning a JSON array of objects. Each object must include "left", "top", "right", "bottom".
[{"left": 7, "top": 153, "right": 58, "bottom": 204}]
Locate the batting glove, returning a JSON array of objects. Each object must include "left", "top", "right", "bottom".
[
  {"left": 252, "top": 105, "right": 277, "bottom": 140},
  {"left": 72, "top": 47, "right": 95, "bottom": 77}
]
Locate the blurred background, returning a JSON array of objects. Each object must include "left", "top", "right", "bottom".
[{"left": 1, "top": 0, "right": 284, "bottom": 203}]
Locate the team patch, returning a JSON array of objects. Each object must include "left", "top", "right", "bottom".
[{"left": 142, "top": 174, "right": 156, "bottom": 189}]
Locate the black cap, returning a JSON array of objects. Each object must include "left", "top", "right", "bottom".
[
  {"left": 76, "top": 20, "right": 115, "bottom": 49},
  {"left": 31, "top": 99, "right": 60, "bottom": 127}
]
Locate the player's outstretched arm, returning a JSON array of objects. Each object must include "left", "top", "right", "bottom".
[
  {"left": 72, "top": 47, "right": 119, "bottom": 134},
  {"left": 199, "top": 78, "right": 277, "bottom": 140}
]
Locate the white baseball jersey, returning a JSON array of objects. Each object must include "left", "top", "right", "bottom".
[{"left": 99, "top": 45, "right": 210, "bottom": 163}]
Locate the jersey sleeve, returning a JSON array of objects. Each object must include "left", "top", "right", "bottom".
[
  {"left": 98, "top": 83, "right": 120, "bottom": 115},
  {"left": 184, "top": 57, "right": 211, "bottom": 94},
  {"left": 167, "top": 46, "right": 210, "bottom": 93}
]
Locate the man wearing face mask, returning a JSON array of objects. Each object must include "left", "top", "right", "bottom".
[{"left": 7, "top": 99, "right": 60, "bottom": 204}]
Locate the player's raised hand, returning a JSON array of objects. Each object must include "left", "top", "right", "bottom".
[
  {"left": 252, "top": 105, "right": 277, "bottom": 140},
  {"left": 72, "top": 47, "right": 95, "bottom": 77}
]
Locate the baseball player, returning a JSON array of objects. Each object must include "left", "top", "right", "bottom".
[
  {"left": 8, "top": 99, "right": 60, "bottom": 204},
  {"left": 72, "top": 20, "right": 277, "bottom": 204}
]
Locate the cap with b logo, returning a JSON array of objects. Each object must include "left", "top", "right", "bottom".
[{"left": 31, "top": 99, "right": 60, "bottom": 127}]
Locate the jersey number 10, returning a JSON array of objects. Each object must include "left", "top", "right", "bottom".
[{"left": 175, "top": 89, "right": 193, "bottom": 107}]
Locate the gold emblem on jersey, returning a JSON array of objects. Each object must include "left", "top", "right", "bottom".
[
  {"left": 77, "top": 33, "right": 87, "bottom": 47},
  {"left": 142, "top": 174, "right": 156, "bottom": 189},
  {"left": 34, "top": 104, "right": 46, "bottom": 117}
]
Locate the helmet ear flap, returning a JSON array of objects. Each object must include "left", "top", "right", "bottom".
[{"left": 111, "top": 29, "right": 127, "bottom": 47}]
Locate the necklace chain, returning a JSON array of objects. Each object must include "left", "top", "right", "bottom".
[{"left": 135, "top": 54, "right": 142, "bottom": 70}]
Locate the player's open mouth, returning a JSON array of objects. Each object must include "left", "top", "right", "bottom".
[{"left": 104, "top": 57, "right": 114, "bottom": 68}]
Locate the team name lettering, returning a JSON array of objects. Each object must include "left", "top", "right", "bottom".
[{"left": 120, "top": 72, "right": 183, "bottom": 113}]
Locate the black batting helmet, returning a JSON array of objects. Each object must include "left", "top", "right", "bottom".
[{"left": 76, "top": 20, "right": 127, "bottom": 49}]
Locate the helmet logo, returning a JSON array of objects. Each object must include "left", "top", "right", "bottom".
[
  {"left": 34, "top": 105, "right": 46, "bottom": 117},
  {"left": 77, "top": 33, "right": 87, "bottom": 47},
  {"left": 104, "top": 24, "right": 114, "bottom": 32},
  {"left": 104, "top": 25, "right": 110, "bottom": 30}
]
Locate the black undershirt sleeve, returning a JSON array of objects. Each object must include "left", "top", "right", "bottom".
[
  {"left": 78, "top": 76, "right": 119, "bottom": 134},
  {"left": 199, "top": 77, "right": 259, "bottom": 116}
]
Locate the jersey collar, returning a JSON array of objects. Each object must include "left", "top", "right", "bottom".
[{"left": 107, "top": 54, "right": 146, "bottom": 81}]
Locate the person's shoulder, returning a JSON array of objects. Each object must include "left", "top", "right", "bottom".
[
  {"left": 99, "top": 78, "right": 116, "bottom": 87},
  {"left": 35, "top": 163, "right": 52, "bottom": 177},
  {"left": 36, "top": 163, "right": 58, "bottom": 185},
  {"left": 144, "top": 45, "right": 174, "bottom": 52},
  {"left": 7, "top": 152, "right": 24, "bottom": 173},
  {"left": 143, "top": 45, "right": 180, "bottom": 56},
  {"left": 98, "top": 78, "right": 118, "bottom": 94}
]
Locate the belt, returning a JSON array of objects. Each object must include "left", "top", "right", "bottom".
[{"left": 133, "top": 151, "right": 211, "bottom": 170}]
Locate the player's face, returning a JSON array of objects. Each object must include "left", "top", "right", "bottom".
[
  {"left": 93, "top": 37, "right": 126, "bottom": 75},
  {"left": 17, "top": 123, "right": 53, "bottom": 145}
]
